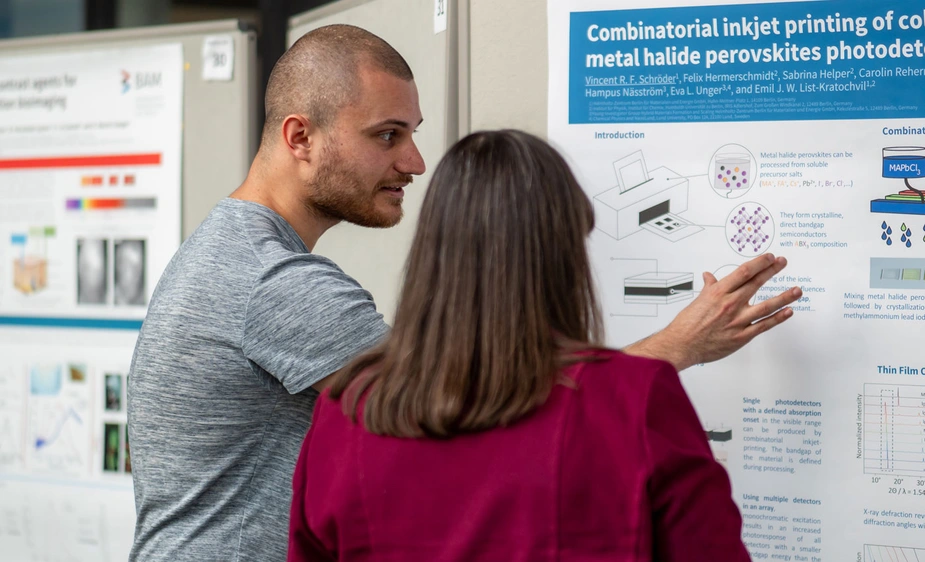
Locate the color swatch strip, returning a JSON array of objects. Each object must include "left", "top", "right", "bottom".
[{"left": 66, "top": 198, "right": 157, "bottom": 210}]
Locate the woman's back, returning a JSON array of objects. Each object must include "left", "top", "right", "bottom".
[{"left": 288, "top": 351, "right": 749, "bottom": 562}]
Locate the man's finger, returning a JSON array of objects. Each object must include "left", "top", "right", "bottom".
[
  {"left": 740, "top": 286, "right": 802, "bottom": 325},
  {"left": 714, "top": 254, "right": 776, "bottom": 293},
  {"left": 733, "top": 256, "right": 789, "bottom": 301},
  {"left": 703, "top": 271, "right": 718, "bottom": 287},
  {"left": 741, "top": 306, "right": 795, "bottom": 340}
]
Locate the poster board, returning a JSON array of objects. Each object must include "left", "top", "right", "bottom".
[
  {"left": 0, "top": 20, "right": 257, "bottom": 562},
  {"left": 547, "top": 0, "right": 925, "bottom": 559}
]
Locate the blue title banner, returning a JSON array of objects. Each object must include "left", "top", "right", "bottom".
[{"left": 569, "top": 0, "right": 925, "bottom": 124}]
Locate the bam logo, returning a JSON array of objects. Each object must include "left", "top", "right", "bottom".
[
  {"left": 135, "top": 72, "right": 162, "bottom": 89},
  {"left": 120, "top": 70, "right": 162, "bottom": 93}
]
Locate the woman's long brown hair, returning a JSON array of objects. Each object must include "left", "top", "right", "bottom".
[{"left": 329, "top": 129, "right": 604, "bottom": 438}]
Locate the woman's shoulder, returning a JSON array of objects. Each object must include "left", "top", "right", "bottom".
[
  {"left": 570, "top": 347, "right": 678, "bottom": 395},
  {"left": 575, "top": 346, "right": 676, "bottom": 373},
  {"left": 312, "top": 388, "right": 356, "bottom": 433}
]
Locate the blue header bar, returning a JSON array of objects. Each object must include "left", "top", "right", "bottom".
[{"left": 569, "top": 0, "right": 925, "bottom": 123}]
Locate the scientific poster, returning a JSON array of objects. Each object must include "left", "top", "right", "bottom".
[
  {"left": 0, "top": 43, "right": 182, "bottom": 322},
  {"left": 548, "top": 0, "right": 925, "bottom": 560},
  {"left": 0, "top": 331, "right": 140, "bottom": 561},
  {"left": 0, "top": 44, "right": 182, "bottom": 561}
]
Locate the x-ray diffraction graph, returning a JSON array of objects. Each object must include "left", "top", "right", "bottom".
[
  {"left": 726, "top": 203, "right": 774, "bottom": 256},
  {"left": 864, "top": 544, "right": 925, "bottom": 562}
]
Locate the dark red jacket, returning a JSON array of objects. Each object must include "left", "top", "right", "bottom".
[{"left": 288, "top": 350, "right": 749, "bottom": 561}]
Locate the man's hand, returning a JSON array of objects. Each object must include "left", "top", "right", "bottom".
[{"left": 623, "top": 254, "right": 802, "bottom": 371}]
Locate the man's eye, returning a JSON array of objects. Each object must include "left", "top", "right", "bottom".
[{"left": 379, "top": 131, "right": 395, "bottom": 142}]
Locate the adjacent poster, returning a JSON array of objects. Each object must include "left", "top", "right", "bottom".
[
  {"left": 0, "top": 44, "right": 183, "bottom": 561},
  {"left": 0, "top": 44, "right": 182, "bottom": 322},
  {"left": 548, "top": 0, "right": 925, "bottom": 560}
]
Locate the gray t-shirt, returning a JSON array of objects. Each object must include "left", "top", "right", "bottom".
[{"left": 127, "top": 198, "right": 388, "bottom": 562}]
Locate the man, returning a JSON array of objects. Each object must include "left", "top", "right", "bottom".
[{"left": 127, "top": 25, "right": 801, "bottom": 562}]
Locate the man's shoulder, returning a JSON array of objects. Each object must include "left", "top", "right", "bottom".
[
  {"left": 143, "top": 200, "right": 281, "bottom": 315},
  {"left": 166, "top": 199, "right": 314, "bottom": 281},
  {"left": 194, "top": 198, "right": 303, "bottom": 256}
]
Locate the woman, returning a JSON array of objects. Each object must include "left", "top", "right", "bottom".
[{"left": 288, "top": 130, "right": 750, "bottom": 561}]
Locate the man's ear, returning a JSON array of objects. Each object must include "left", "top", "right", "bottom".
[{"left": 281, "top": 114, "right": 314, "bottom": 162}]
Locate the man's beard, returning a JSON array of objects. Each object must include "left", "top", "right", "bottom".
[{"left": 306, "top": 146, "right": 411, "bottom": 229}]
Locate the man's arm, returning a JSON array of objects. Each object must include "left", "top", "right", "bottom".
[
  {"left": 243, "top": 255, "right": 389, "bottom": 395},
  {"left": 624, "top": 254, "right": 802, "bottom": 371}
]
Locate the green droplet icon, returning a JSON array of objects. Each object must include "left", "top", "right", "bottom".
[{"left": 902, "top": 223, "right": 908, "bottom": 232}]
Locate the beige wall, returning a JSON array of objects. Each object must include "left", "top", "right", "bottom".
[{"left": 468, "top": 0, "right": 548, "bottom": 137}]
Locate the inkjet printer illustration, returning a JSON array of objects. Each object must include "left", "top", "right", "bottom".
[
  {"left": 592, "top": 150, "right": 704, "bottom": 242},
  {"left": 870, "top": 146, "right": 925, "bottom": 216}
]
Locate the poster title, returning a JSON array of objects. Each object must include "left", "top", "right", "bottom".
[
  {"left": 0, "top": 74, "right": 78, "bottom": 111},
  {"left": 583, "top": 8, "right": 925, "bottom": 69}
]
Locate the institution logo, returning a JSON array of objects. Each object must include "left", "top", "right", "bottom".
[
  {"left": 120, "top": 70, "right": 162, "bottom": 94},
  {"left": 135, "top": 71, "right": 162, "bottom": 89}
]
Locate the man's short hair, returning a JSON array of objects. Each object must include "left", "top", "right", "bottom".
[{"left": 261, "top": 24, "right": 414, "bottom": 145}]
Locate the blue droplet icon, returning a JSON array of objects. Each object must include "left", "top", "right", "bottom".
[
  {"left": 883, "top": 221, "right": 888, "bottom": 229},
  {"left": 888, "top": 227, "right": 894, "bottom": 235},
  {"left": 888, "top": 237, "right": 893, "bottom": 245},
  {"left": 907, "top": 240, "right": 913, "bottom": 248},
  {"left": 882, "top": 232, "right": 888, "bottom": 240}
]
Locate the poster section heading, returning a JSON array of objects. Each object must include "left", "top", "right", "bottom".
[{"left": 570, "top": 0, "right": 925, "bottom": 124}]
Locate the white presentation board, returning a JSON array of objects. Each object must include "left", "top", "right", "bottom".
[
  {"left": 0, "top": 41, "right": 182, "bottom": 562},
  {"left": 0, "top": 20, "right": 257, "bottom": 562},
  {"left": 548, "top": 0, "right": 925, "bottom": 560}
]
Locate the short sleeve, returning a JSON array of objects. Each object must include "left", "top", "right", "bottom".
[
  {"left": 644, "top": 363, "right": 750, "bottom": 562},
  {"left": 242, "top": 255, "right": 389, "bottom": 394}
]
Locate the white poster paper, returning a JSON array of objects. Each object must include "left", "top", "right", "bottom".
[
  {"left": 549, "top": 0, "right": 925, "bottom": 559},
  {"left": 435, "top": 0, "right": 448, "bottom": 34},
  {"left": 0, "top": 43, "right": 183, "bottom": 562},
  {"left": 0, "top": 44, "right": 183, "bottom": 324}
]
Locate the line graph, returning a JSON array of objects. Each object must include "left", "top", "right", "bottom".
[
  {"left": 864, "top": 384, "right": 925, "bottom": 476},
  {"left": 865, "top": 543, "right": 925, "bottom": 562},
  {"left": 34, "top": 407, "right": 82, "bottom": 450}
]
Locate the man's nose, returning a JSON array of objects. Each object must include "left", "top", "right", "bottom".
[{"left": 398, "top": 139, "right": 426, "bottom": 176}]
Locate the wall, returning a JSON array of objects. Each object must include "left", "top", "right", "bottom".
[{"left": 468, "top": 0, "right": 547, "bottom": 137}]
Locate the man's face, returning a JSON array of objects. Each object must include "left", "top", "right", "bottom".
[{"left": 305, "top": 66, "right": 425, "bottom": 228}]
